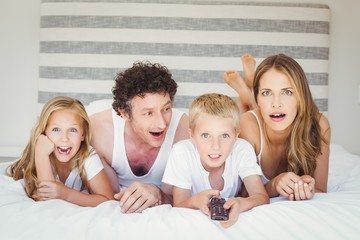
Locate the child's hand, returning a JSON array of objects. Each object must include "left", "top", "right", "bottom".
[
  {"left": 37, "top": 179, "right": 67, "bottom": 201},
  {"left": 35, "top": 134, "right": 55, "bottom": 158},
  {"left": 220, "top": 197, "right": 242, "bottom": 228},
  {"left": 192, "top": 189, "right": 220, "bottom": 216}
]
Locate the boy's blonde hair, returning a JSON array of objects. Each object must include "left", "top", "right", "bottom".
[
  {"left": 189, "top": 93, "right": 240, "bottom": 133},
  {"left": 7, "top": 96, "right": 92, "bottom": 199}
]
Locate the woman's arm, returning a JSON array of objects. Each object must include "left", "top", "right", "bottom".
[{"left": 313, "top": 114, "right": 331, "bottom": 193}]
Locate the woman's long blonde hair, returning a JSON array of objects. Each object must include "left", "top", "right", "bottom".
[
  {"left": 253, "top": 54, "right": 327, "bottom": 176},
  {"left": 7, "top": 96, "right": 92, "bottom": 199}
]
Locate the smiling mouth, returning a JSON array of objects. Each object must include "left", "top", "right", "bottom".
[
  {"left": 57, "top": 147, "right": 71, "bottom": 154},
  {"left": 209, "top": 154, "right": 221, "bottom": 159}
]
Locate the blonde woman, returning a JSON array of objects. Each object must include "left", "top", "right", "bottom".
[
  {"left": 8, "top": 96, "right": 113, "bottom": 206},
  {"left": 224, "top": 54, "right": 331, "bottom": 200}
]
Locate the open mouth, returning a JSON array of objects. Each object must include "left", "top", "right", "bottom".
[
  {"left": 57, "top": 146, "right": 72, "bottom": 154},
  {"left": 209, "top": 154, "right": 221, "bottom": 160},
  {"left": 150, "top": 131, "right": 164, "bottom": 138},
  {"left": 270, "top": 113, "right": 286, "bottom": 119}
]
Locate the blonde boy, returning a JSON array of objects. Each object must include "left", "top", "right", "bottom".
[{"left": 162, "top": 93, "right": 269, "bottom": 228}]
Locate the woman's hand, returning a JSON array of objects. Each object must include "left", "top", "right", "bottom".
[
  {"left": 273, "top": 172, "right": 315, "bottom": 200},
  {"left": 273, "top": 172, "right": 301, "bottom": 198},
  {"left": 290, "top": 175, "right": 315, "bottom": 201}
]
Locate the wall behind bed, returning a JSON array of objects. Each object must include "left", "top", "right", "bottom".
[
  {"left": 38, "top": 0, "right": 330, "bottom": 115},
  {"left": 0, "top": 0, "right": 359, "bottom": 158}
]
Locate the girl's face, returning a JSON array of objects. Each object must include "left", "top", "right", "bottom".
[
  {"left": 190, "top": 113, "right": 237, "bottom": 173},
  {"left": 257, "top": 68, "right": 298, "bottom": 132},
  {"left": 45, "top": 109, "right": 85, "bottom": 163}
]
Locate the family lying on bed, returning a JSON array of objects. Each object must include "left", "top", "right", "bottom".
[{"left": 6, "top": 53, "right": 331, "bottom": 228}]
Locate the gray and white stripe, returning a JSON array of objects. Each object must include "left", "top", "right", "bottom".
[{"left": 39, "top": 0, "right": 330, "bottom": 113}]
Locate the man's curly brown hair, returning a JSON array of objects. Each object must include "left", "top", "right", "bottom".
[{"left": 112, "top": 61, "right": 178, "bottom": 117}]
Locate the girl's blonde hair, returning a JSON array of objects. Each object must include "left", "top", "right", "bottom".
[
  {"left": 189, "top": 93, "right": 240, "bottom": 133},
  {"left": 7, "top": 96, "right": 92, "bottom": 199},
  {"left": 253, "top": 54, "right": 327, "bottom": 176}
]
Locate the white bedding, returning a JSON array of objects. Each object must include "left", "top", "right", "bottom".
[{"left": 1, "top": 144, "right": 359, "bottom": 240}]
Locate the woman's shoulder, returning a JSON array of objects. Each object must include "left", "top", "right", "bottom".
[
  {"left": 239, "top": 110, "right": 262, "bottom": 149},
  {"left": 239, "top": 110, "right": 262, "bottom": 131},
  {"left": 318, "top": 113, "right": 331, "bottom": 140},
  {"left": 318, "top": 113, "right": 330, "bottom": 128}
]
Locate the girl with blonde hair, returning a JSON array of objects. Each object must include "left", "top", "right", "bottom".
[{"left": 8, "top": 96, "right": 113, "bottom": 206}]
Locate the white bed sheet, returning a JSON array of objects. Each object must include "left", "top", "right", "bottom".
[{"left": 1, "top": 144, "right": 359, "bottom": 240}]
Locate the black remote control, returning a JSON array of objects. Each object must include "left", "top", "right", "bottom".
[{"left": 210, "top": 197, "right": 229, "bottom": 221}]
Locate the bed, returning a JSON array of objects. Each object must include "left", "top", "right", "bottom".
[
  {"left": 1, "top": 1, "right": 359, "bottom": 239},
  {"left": 1, "top": 144, "right": 360, "bottom": 239}
]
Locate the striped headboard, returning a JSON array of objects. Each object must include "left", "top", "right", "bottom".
[{"left": 39, "top": 0, "right": 330, "bottom": 114}]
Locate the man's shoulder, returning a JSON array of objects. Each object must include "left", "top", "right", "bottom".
[
  {"left": 90, "top": 108, "right": 113, "bottom": 127},
  {"left": 90, "top": 109, "right": 115, "bottom": 162}
]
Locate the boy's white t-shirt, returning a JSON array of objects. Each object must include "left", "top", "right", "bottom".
[{"left": 162, "top": 139, "right": 262, "bottom": 198}]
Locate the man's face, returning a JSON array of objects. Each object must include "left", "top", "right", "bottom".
[{"left": 122, "top": 93, "right": 173, "bottom": 148}]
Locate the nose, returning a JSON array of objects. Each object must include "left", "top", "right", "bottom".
[
  {"left": 272, "top": 95, "right": 283, "bottom": 108},
  {"left": 211, "top": 137, "right": 220, "bottom": 150},
  {"left": 154, "top": 112, "right": 167, "bottom": 129},
  {"left": 60, "top": 131, "right": 69, "bottom": 141}
]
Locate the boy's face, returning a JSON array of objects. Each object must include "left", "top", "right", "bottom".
[{"left": 190, "top": 113, "right": 237, "bottom": 172}]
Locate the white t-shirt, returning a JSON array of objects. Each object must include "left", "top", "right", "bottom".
[
  {"left": 60, "top": 152, "right": 104, "bottom": 192},
  {"left": 162, "top": 139, "right": 262, "bottom": 198}
]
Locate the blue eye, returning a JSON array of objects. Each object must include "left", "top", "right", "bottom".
[
  {"left": 284, "top": 89, "right": 293, "bottom": 96},
  {"left": 222, "top": 133, "right": 230, "bottom": 139},
  {"left": 261, "top": 90, "right": 270, "bottom": 96},
  {"left": 201, "top": 133, "right": 209, "bottom": 139}
]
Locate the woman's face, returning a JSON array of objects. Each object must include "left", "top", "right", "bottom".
[{"left": 257, "top": 68, "right": 298, "bottom": 132}]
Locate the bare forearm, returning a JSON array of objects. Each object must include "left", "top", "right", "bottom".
[
  {"left": 63, "top": 188, "right": 111, "bottom": 207},
  {"left": 35, "top": 154, "right": 54, "bottom": 181},
  {"left": 174, "top": 197, "right": 199, "bottom": 209},
  {"left": 159, "top": 188, "right": 173, "bottom": 205},
  {"left": 264, "top": 179, "right": 280, "bottom": 198},
  {"left": 238, "top": 193, "right": 269, "bottom": 212}
]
